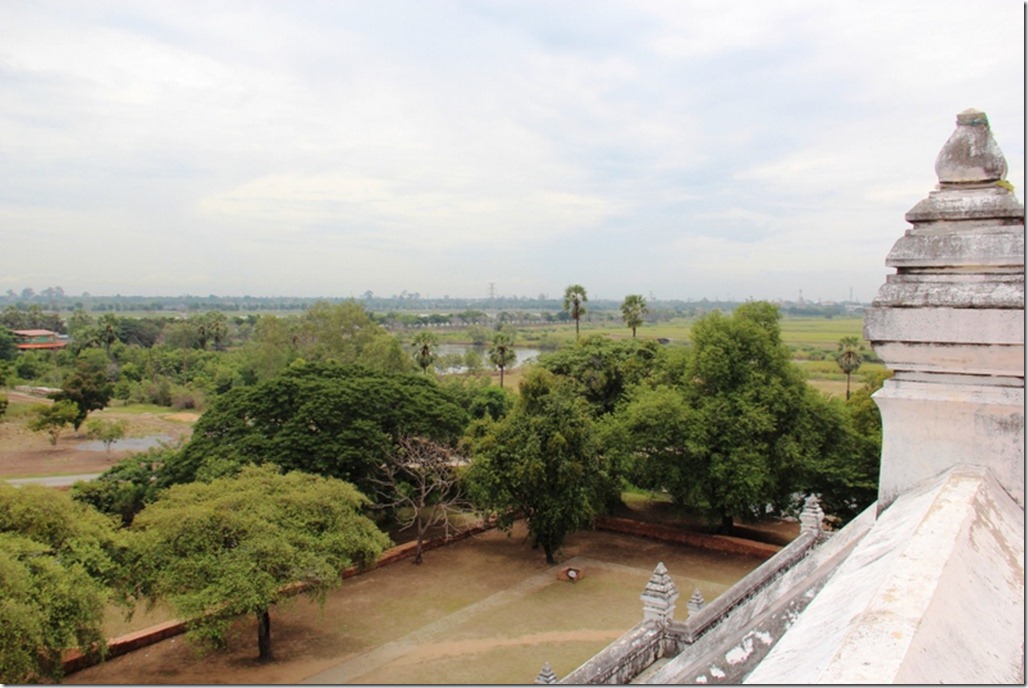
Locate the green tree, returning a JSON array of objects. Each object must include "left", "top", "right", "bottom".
[
  {"left": 599, "top": 384, "right": 693, "bottom": 498},
  {"left": 27, "top": 400, "right": 80, "bottom": 445},
  {"left": 167, "top": 361, "right": 468, "bottom": 492},
  {"left": 85, "top": 417, "right": 128, "bottom": 454},
  {"left": 0, "top": 327, "right": 17, "bottom": 361},
  {"left": 194, "top": 311, "right": 229, "bottom": 351},
  {"left": 67, "top": 307, "right": 94, "bottom": 339},
  {"left": 129, "top": 464, "right": 389, "bottom": 661},
  {"left": 680, "top": 302, "right": 824, "bottom": 532},
  {"left": 620, "top": 294, "right": 648, "bottom": 338},
  {"left": 290, "top": 300, "right": 387, "bottom": 363},
  {"left": 411, "top": 332, "right": 438, "bottom": 374},
  {"left": 72, "top": 447, "right": 174, "bottom": 527},
  {"left": 487, "top": 332, "right": 517, "bottom": 388},
  {"left": 467, "top": 369, "right": 614, "bottom": 564},
  {"left": 50, "top": 351, "right": 113, "bottom": 430},
  {"left": 562, "top": 284, "right": 588, "bottom": 338},
  {"left": 97, "top": 313, "right": 120, "bottom": 357},
  {"left": 835, "top": 336, "right": 863, "bottom": 400},
  {"left": 0, "top": 485, "right": 125, "bottom": 683},
  {"left": 538, "top": 336, "right": 664, "bottom": 417}
]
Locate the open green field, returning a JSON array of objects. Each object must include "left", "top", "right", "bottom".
[{"left": 488, "top": 315, "right": 875, "bottom": 397}]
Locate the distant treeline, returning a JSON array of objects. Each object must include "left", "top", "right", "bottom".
[{"left": 1, "top": 287, "right": 862, "bottom": 319}]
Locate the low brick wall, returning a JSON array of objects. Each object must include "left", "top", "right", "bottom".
[{"left": 594, "top": 516, "right": 782, "bottom": 558}]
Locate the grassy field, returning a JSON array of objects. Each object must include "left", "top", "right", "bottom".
[{"left": 473, "top": 314, "right": 874, "bottom": 399}]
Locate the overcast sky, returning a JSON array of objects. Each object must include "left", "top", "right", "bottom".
[{"left": 2, "top": 1, "right": 1023, "bottom": 303}]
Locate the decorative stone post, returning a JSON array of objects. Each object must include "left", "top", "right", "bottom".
[
  {"left": 799, "top": 494, "right": 825, "bottom": 534},
  {"left": 864, "top": 109, "right": 1024, "bottom": 511},
  {"left": 687, "top": 587, "right": 705, "bottom": 617},
  {"left": 534, "top": 662, "right": 558, "bottom": 684},
  {"left": 641, "top": 562, "right": 679, "bottom": 623}
]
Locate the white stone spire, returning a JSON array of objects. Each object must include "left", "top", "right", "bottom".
[{"left": 864, "top": 109, "right": 1024, "bottom": 510}]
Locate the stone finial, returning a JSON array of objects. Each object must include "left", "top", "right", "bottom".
[
  {"left": 865, "top": 109, "right": 1024, "bottom": 511},
  {"left": 535, "top": 662, "right": 558, "bottom": 684},
  {"left": 799, "top": 494, "right": 825, "bottom": 534},
  {"left": 934, "top": 109, "right": 1008, "bottom": 185},
  {"left": 641, "top": 562, "right": 680, "bottom": 623},
  {"left": 687, "top": 587, "right": 705, "bottom": 616}
]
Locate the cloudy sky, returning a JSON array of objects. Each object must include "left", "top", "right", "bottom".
[{"left": 1, "top": 1, "right": 1023, "bottom": 302}]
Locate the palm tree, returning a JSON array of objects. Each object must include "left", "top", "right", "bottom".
[
  {"left": 488, "top": 332, "right": 517, "bottom": 388},
  {"left": 97, "top": 313, "right": 119, "bottom": 357},
  {"left": 563, "top": 284, "right": 588, "bottom": 339},
  {"left": 411, "top": 331, "right": 438, "bottom": 374},
  {"left": 836, "top": 336, "right": 863, "bottom": 400},
  {"left": 620, "top": 294, "right": 648, "bottom": 338}
]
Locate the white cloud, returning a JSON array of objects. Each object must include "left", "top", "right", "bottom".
[{"left": 0, "top": 0, "right": 1022, "bottom": 299}]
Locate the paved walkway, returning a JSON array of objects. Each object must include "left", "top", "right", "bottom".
[{"left": 301, "top": 556, "right": 653, "bottom": 684}]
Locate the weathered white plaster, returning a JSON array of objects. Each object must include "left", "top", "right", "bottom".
[
  {"left": 863, "top": 306, "right": 1023, "bottom": 346},
  {"left": 865, "top": 109, "right": 1024, "bottom": 511},
  {"left": 875, "top": 380, "right": 1024, "bottom": 508},
  {"left": 745, "top": 466, "right": 1025, "bottom": 685}
]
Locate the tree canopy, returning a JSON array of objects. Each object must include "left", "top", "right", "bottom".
[
  {"left": 166, "top": 361, "right": 469, "bottom": 492},
  {"left": 467, "top": 369, "right": 616, "bottom": 563},
  {"left": 49, "top": 350, "right": 113, "bottom": 430},
  {"left": 0, "top": 485, "right": 125, "bottom": 683},
  {"left": 537, "top": 335, "right": 664, "bottom": 416},
  {"left": 606, "top": 302, "right": 878, "bottom": 531},
  {"left": 129, "top": 464, "right": 390, "bottom": 661}
]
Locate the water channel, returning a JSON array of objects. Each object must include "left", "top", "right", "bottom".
[{"left": 434, "top": 344, "right": 544, "bottom": 372}]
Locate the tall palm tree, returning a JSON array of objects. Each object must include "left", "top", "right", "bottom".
[
  {"left": 836, "top": 336, "right": 863, "bottom": 400},
  {"left": 97, "top": 313, "right": 119, "bottom": 358},
  {"left": 488, "top": 332, "right": 517, "bottom": 388},
  {"left": 620, "top": 294, "right": 648, "bottom": 338},
  {"left": 563, "top": 284, "right": 588, "bottom": 339},
  {"left": 411, "top": 331, "right": 438, "bottom": 374}
]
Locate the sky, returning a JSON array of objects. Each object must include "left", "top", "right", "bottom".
[{"left": 1, "top": 0, "right": 1024, "bottom": 303}]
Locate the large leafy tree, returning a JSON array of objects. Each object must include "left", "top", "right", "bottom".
[
  {"left": 562, "top": 284, "right": 588, "bottom": 338},
  {"left": 166, "top": 361, "right": 468, "bottom": 492},
  {"left": 680, "top": 302, "right": 813, "bottom": 531},
  {"left": 607, "top": 302, "right": 864, "bottom": 532},
  {"left": 241, "top": 302, "right": 409, "bottom": 380},
  {"left": 49, "top": 351, "right": 113, "bottom": 430},
  {"left": 129, "top": 464, "right": 390, "bottom": 662},
  {"left": 0, "top": 485, "right": 126, "bottom": 683},
  {"left": 467, "top": 369, "right": 615, "bottom": 564},
  {"left": 537, "top": 336, "right": 664, "bottom": 416},
  {"left": 620, "top": 294, "right": 648, "bottom": 338}
]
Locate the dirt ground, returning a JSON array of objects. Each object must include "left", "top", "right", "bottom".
[
  {"left": 0, "top": 392, "right": 196, "bottom": 479},
  {"left": 65, "top": 522, "right": 769, "bottom": 685}
]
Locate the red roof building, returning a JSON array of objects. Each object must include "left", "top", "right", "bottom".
[{"left": 11, "top": 329, "right": 69, "bottom": 350}]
